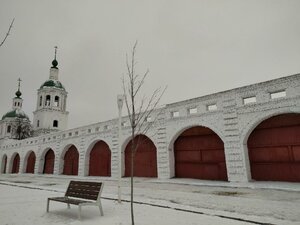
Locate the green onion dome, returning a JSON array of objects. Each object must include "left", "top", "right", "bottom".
[
  {"left": 40, "top": 79, "right": 65, "bottom": 90},
  {"left": 2, "top": 109, "right": 29, "bottom": 120}
]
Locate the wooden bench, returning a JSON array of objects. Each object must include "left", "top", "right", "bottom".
[{"left": 46, "top": 180, "right": 104, "bottom": 219}]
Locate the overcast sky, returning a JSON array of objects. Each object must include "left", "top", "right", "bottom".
[{"left": 1, "top": 0, "right": 300, "bottom": 129}]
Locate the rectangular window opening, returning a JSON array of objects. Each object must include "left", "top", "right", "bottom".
[
  {"left": 270, "top": 90, "right": 286, "bottom": 99},
  {"left": 207, "top": 104, "right": 217, "bottom": 111},
  {"left": 188, "top": 107, "right": 197, "bottom": 114},
  {"left": 243, "top": 96, "right": 256, "bottom": 105},
  {"left": 171, "top": 111, "right": 179, "bottom": 118}
]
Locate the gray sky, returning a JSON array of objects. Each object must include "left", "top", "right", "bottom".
[{"left": 1, "top": 0, "right": 300, "bottom": 129}]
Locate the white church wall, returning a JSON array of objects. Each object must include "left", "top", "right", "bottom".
[{"left": 0, "top": 74, "right": 300, "bottom": 186}]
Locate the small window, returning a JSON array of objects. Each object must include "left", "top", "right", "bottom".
[
  {"left": 39, "top": 96, "right": 42, "bottom": 106},
  {"left": 207, "top": 104, "right": 217, "bottom": 111},
  {"left": 75, "top": 131, "right": 79, "bottom": 135},
  {"left": 88, "top": 129, "right": 91, "bottom": 133},
  {"left": 54, "top": 96, "right": 59, "bottom": 107},
  {"left": 14, "top": 102, "right": 17, "bottom": 106},
  {"left": 45, "top": 95, "right": 51, "bottom": 106},
  {"left": 69, "top": 132, "right": 72, "bottom": 137},
  {"left": 243, "top": 96, "right": 256, "bottom": 105},
  {"left": 37, "top": 120, "right": 40, "bottom": 127},
  {"left": 270, "top": 90, "right": 286, "bottom": 99},
  {"left": 7, "top": 125, "right": 11, "bottom": 133},
  {"left": 171, "top": 111, "right": 179, "bottom": 118},
  {"left": 188, "top": 107, "right": 197, "bottom": 114},
  {"left": 95, "top": 127, "right": 100, "bottom": 132},
  {"left": 53, "top": 120, "right": 58, "bottom": 127},
  {"left": 104, "top": 125, "right": 109, "bottom": 130},
  {"left": 17, "top": 102, "right": 20, "bottom": 106}
]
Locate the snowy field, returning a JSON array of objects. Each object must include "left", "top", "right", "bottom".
[{"left": 0, "top": 175, "right": 300, "bottom": 225}]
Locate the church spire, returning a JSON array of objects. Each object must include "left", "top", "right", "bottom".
[
  {"left": 51, "top": 46, "right": 58, "bottom": 68},
  {"left": 12, "top": 78, "right": 23, "bottom": 110},
  {"left": 15, "top": 78, "right": 22, "bottom": 98}
]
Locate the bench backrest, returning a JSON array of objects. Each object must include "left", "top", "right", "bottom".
[{"left": 65, "top": 181, "right": 103, "bottom": 201}]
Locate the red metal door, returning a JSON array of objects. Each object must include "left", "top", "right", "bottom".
[
  {"left": 248, "top": 113, "right": 300, "bottom": 182},
  {"left": 26, "top": 151, "right": 36, "bottom": 173},
  {"left": 174, "top": 126, "right": 227, "bottom": 181},
  {"left": 89, "top": 141, "right": 111, "bottom": 176},
  {"left": 125, "top": 135, "right": 157, "bottom": 177},
  {"left": 43, "top": 149, "right": 55, "bottom": 174},
  {"left": 2, "top": 155, "right": 7, "bottom": 173},
  {"left": 12, "top": 154, "right": 20, "bottom": 174},
  {"left": 63, "top": 145, "right": 79, "bottom": 175}
]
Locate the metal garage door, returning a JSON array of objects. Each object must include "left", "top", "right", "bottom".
[
  {"left": 125, "top": 135, "right": 157, "bottom": 177},
  {"left": 63, "top": 145, "right": 79, "bottom": 175},
  {"left": 26, "top": 151, "right": 36, "bottom": 173},
  {"left": 248, "top": 113, "right": 300, "bottom": 182},
  {"left": 12, "top": 154, "right": 20, "bottom": 174},
  {"left": 43, "top": 149, "right": 55, "bottom": 174},
  {"left": 89, "top": 141, "right": 111, "bottom": 176},
  {"left": 174, "top": 126, "right": 227, "bottom": 181}
]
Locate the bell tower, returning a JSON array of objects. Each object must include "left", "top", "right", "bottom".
[{"left": 33, "top": 47, "right": 69, "bottom": 135}]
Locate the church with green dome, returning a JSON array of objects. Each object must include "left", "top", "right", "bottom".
[
  {"left": 0, "top": 79, "right": 32, "bottom": 140},
  {"left": 0, "top": 48, "right": 69, "bottom": 139}
]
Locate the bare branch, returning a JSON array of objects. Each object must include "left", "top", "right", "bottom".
[
  {"left": 121, "top": 41, "right": 166, "bottom": 225},
  {"left": 0, "top": 18, "right": 15, "bottom": 48}
]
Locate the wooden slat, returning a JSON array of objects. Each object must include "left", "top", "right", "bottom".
[{"left": 65, "top": 181, "right": 102, "bottom": 200}]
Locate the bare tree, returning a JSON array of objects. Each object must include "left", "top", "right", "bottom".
[
  {"left": 0, "top": 18, "right": 15, "bottom": 48},
  {"left": 122, "top": 41, "right": 166, "bottom": 225},
  {"left": 11, "top": 117, "right": 33, "bottom": 140}
]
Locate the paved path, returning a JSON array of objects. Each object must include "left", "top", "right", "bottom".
[{"left": 0, "top": 174, "right": 300, "bottom": 225}]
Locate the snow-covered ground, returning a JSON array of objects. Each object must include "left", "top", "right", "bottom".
[{"left": 0, "top": 174, "right": 299, "bottom": 225}]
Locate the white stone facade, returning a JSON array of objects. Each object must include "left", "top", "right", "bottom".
[{"left": 0, "top": 74, "right": 300, "bottom": 184}]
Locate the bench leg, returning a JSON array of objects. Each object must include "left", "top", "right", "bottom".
[
  {"left": 67, "top": 203, "right": 70, "bottom": 209},
  {"left": 78, "top": 205, "right": 82, "bottom": 220},
  {"left": 98, "top": 201, "right": 104, "bottom": 216},
  {"left": 46, "top": 199, "right": 50, "bottom": 212}
]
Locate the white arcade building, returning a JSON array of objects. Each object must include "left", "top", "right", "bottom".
[{"left": 0, "top": 53, "right": 300, "bottom": 185}]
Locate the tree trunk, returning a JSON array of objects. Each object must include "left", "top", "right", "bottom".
[{"left": 130, "top": 132, "right": 135, "bottom": 225}]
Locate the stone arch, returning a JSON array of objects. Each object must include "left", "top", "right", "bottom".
[
  {"left": 241, "top": 109, "right": 299, "bottom": 145},
  {"left": 61, "top": 144, "right": 79, "bottom": 175},
  {"left": 240, "top": 108, "right": 300, "bottom": 181},
  {"left": 246, "top": 113, "right": 300, "bottom": 182},
  {"left": 85, "top": 140, "right": 111, "bottom": 176},
  {"left": 172, "top": 125, "right": 227, "bottom": 181},
  {"left": 40, "top": 148, "right": 55, "bottom": 174},
  {"left": 11, "top": 153, "right": 20, "bottom": 174},
  {"left": 124, "top": 134, "right": 157, "bottom": 177},
  {"left": 24, "top": 151, "right": 36, "bottom": 174},
  {"left": 1, "top": 154, "right": 7, "bottom": 174},
  {"left": 168, "top": 122, "right": 225, "bottom": 152}
]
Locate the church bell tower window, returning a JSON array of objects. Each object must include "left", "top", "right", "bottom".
[
  {"left": 53, "top": 120, "right": 58, "bottom": 128},
  {"left": 54, "top": 96, "right": 59, "bottom": 107},
  {"left": 7, "top": 125, "right": 11, "bottom": 133},
  {"left": 45, "top": 95, "right": 51, "bottom": 106}
]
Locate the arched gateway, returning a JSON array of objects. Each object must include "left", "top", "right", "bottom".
[
  {"left": 25, "top": 151, "right": 36, "bottom": 173},
  {"left": 248, "top": 113, "right": 300, "bottom": 182},
  {"left": 125, "top": 135, "right": 157, "bottom": 177},
  {"left": 63, "top": 145, "right": 79, "bottom": 175},
  {"left": 89, "top": 141, "right": 111, "bottom": 176},
  {"left": 174, "top": 126, "right": 227, "bottom": 181},
  {"left": 11, "top": 153, "right": 20, "bottom": 174},
  {"left": 43, "top": 149, "right": 55, "bottom": 174}
]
